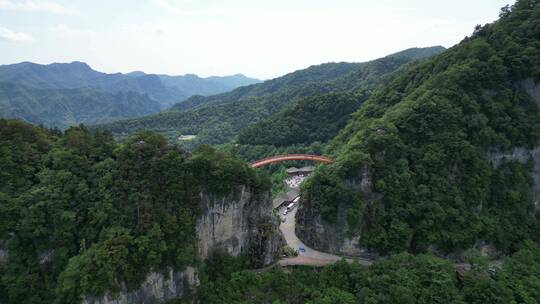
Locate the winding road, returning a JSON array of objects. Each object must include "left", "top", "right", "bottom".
[{"left": 276, "top": 176, "right": 372, "bottom": 267}]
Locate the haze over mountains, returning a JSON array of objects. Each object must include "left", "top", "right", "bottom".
[{"left": 0, "top": 61, "right": 260, "bottom": 128}]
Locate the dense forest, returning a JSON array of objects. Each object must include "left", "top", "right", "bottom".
[
  {"left": 98, "top": 47, "right": 445, "bottom": 147},
  {"left": 0, "top": 119, "right": 269, "bottom": 304},
  {"left": 236, "top": 92, "right": 367, "bottom": 146},
  {"left": 195, "top": 243, "right": 540, "bottom": 303},
  {"left": 299, "top": 0, "right": 540, "bottom": 256}
]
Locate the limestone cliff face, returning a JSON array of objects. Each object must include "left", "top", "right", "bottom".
[
  {"left": 82, "top": 267, "right": 198, "bottom": 304},
  {"left": 81, "top": 185, "right": 282, "bottom": 304},
  {"left": 518, "top": 78, "right": 540, "bottom": 107},
  {"left": 296, "top": 200, "right": 369, "bottom": 257},
  {"left": 296, "top": 165, "right": 376, "bottom": 258},
  {"left": 489, "top": 146, "right": 540, "bottom": 208},
  {"left": 197, "top": 185, "right": 283, "bottom": 266}
]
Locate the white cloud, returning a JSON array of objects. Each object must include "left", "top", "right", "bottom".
[
  {"left": 0, "top": 0, "right": 78, "bottom": 15},
  {"left": 50, "top": 24, "right": 96, "bottom": 38},
  {"left": 0, "top": 27, "right": 33, "bottom": 42}
]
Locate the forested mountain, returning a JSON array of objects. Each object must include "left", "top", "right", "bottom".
[
  {"left": 0, "top": 82, "right": 161, "bottom": 129},
  {"left": 173, "top": 46, "right": 445, "bottom": 111},
  {"left": 0, "top": 119, "right": 270, "bottom": 303},
  {"left": 298, "top": 0, "right": 540, "bottom": 258},
  {"left": 99, "top": 46, "right": 445, "bottom": 146},
  {"left": 0, "top": 62, "right": 260, "bottom": 128},
  {"left": 202, "top": 3, "right": 540, "bottom": 303},
  {"left": 236, "top": 92, "right": 366, "bottom": 146},
  {"left": 233, "top": 48, "right": 448, "bottom": 147},
  {"left": 0, "top": 61, "right": 184, "bottom": 108},
  {"left": 0, "top": 61, "right": 261, "bottom": 109}
]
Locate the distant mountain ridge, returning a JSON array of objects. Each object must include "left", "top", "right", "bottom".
[
  {"left": 0, "top": 61, "right": 261, "bottom": 128},
  {"left": 0, "top": 61, "right": 261, "bottom": 109},
  {"left": 0, "top": 82, "right": 161, "bottom": 129}
]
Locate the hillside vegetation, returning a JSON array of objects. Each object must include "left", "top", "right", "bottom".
[
  {"left": 300, "top": 0, "right": 540, "bottom": 255},
  {"left": 0, "top": 119, "right": 269, "bottom": 304},
  {"left": 197, "top": 245, "right": 540, "bottom": 303},
  {"left": 99, "top": 47, "right": 445, "bottom": 146}
]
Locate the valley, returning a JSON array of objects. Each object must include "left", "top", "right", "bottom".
[{"left": 1, "top": 1, "right": 540, "bottom": 303}]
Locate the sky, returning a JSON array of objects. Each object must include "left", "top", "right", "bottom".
[{"left": 0, "top": 0, "right": 511, "bottom": 79}]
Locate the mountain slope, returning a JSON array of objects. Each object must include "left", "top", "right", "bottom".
[
  {"left": 0, "top": 62, "right": 261, "bottom": 109},
  {"left": 172, "top": 46, "right": 445, "bottom": 112},
  {"left": 235, "top": 92, "right": 366, "bottom": 146},
  {"left": 234, "top": 47, "right": 448, "bottom": 147},
  {"left": 297, "top": 0, "right": 540, "bottom": 257},
  {"left": 0, "top": 82, "right": 161, "bottom": 129},
  {"left": 99, "top": 46, "right": 445, "bottom": 146}
]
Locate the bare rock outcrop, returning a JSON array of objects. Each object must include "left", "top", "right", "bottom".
[
  {"left": 197, "top": 185, "right": 283, "bottom": 266},
  {"left": 82, "top": 267, "right": 198, "bottom": 304},
  {"left": 296, "top": 166, "right": 376, "bottom": 258},
  {"left": 489, "top": 146, "right": 540, "bottom": 208}
]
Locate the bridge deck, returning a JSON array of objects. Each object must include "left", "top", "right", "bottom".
[{"left": 250, "top": 154, "right": 334, "bottom": 168}]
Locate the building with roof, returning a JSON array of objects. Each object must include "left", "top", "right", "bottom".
[
  {"left": 272, "top": 188, "right": 299, "bottom": 209},
  {"left": 286, "top": 166, "right": 315, "bottom": 176}
]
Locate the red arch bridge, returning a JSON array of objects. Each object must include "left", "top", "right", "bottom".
[{"left": 250, "top": 154, "right": 334, "bottom": 168}]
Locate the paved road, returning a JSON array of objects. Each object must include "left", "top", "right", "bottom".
[{"left": 278, "top": 203, "right": 372, "bottom": 266}]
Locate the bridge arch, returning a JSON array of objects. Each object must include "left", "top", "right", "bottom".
[{"left": 250, "top": 154, "right": 334, "bottom": 168}]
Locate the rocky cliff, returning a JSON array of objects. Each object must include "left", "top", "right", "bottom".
[
  {"left": 295, "top": 166, "right": 376, "bottom": 258},
  {"left": 489, "top": 146, "right": 540, "bottom": 208},
  {"left": 82, "top": 185, "right": 282, "bottom": 304},
  {"left": 82, "top": 267, "right": 198, "bottom": 304},
  {"left": 197, "top": 185, "right": 283, "bottom": 266}
]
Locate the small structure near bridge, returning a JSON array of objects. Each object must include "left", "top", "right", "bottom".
[
  {"left": 286, "top": 166, "right": 314, "bottom": 176},
  {"left": 273, "top": 188, "right": 299, "bottom": 209}
]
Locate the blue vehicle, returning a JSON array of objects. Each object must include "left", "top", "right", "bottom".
[{"left": 298, "top": 246, "right": 306, "bottom": 253}]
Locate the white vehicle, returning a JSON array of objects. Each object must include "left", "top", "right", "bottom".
[
  {"left": 283, "top": 209, "right": 288, "bottom": 216},
  {"left": 287, "top": 202, "right": 294, "bottom": 209},
  {"left": 293, "top": 197, "right": 300, "bottom": 203}
]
